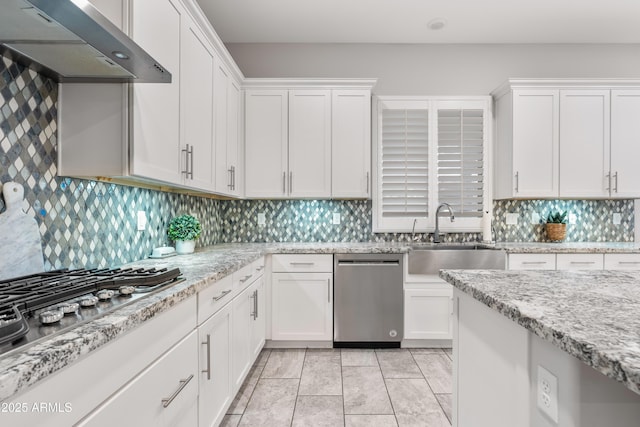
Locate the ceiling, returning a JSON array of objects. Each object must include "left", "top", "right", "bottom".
[{"left": 196, "top": 0, "right": 640, "bottom": 44}]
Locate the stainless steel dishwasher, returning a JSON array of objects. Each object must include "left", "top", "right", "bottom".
[{"left": 333, "top": 253, "right": 403, "bottom": 348}]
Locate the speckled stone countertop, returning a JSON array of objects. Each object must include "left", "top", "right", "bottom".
[
  {"left": 440, "top": 269, "right": 640, "bottom": 395},
  {"left": 495, "top": 241, "right": 640, "bottom": 253},
  {"left": 0, "top": 242, "right": 411, "bottom": 401}
]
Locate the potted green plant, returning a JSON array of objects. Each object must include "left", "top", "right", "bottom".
[
  {"left": 545, "top": 210, "right": 567, "bottom": 242},
  {"left": 167, "top": 214, "right": 202, "bottom": 254}
]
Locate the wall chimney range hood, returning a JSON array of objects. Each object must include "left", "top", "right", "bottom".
[{"left": 0, "top": 0, "right": 171, "bottom": 83}]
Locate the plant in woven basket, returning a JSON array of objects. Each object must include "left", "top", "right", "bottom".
[{"left": 545, "top": 210, "right": 567, "bottom": 241}]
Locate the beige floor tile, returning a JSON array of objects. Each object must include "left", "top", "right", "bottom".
[
  {"left": 238, "top": 378, "right": 299, "bottom": 427},
  {"left": 345, "top": 415, "right": 399, "bottom": 427},
  {"left": 385, "top": 378, "right": 450, "bottom": 427},
  {"left": 220, "top": 414, "right": 242, "bottom": 427},
  {"left": 412, "top": 353, "right": 452, "bottom": 394},
  {"left": 341, "top": 349, "right": 379, "bottom": 367},
  {"left": 435, "top": 393, "right": 452, "bottom": 424},
  {"left": 261, "top": 349, "right": 306, "bottom": 379},
  {"left": 343, "top": 366, "right": 393, "bottom": 415},
  {"left": 375, "top": 349, "right": 423, "bottom": 379},
  {"left": 292, "top": 395, "right": 345, "bottom": 427},
  {"left": 299, "top": 349, "right": 342, "bottom": 395}
]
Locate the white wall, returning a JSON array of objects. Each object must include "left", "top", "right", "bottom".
[{"left": 226, "top": 43, "right": 640, "bottom": 95}]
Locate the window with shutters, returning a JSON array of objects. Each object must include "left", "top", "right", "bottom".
[{"left": 373, "top": 97, "right": 491, "bottom": 232}]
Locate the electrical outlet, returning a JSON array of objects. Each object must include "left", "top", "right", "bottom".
[
  {"left": 613, "top": 213, "right": 622, "bottom": 225},
  {"left": 257, "top": 213, "right": 266, "bottom": 226},
  {"left": 506, "top": 213, "right": 518, "bottom": 225},
  {"left": 531, "top": 212, "right": 541, "bottom": 224},
  {"left": 537, "top": 365, "right": 559, "bottom": 423},
  {"left": 568, "top": 213, "right": 577, "bottom": 225},
  {"left": 332, "top": 212, "right": 341, "bottom": 225},
  {"left": 136, "top": 211, "right": 147, "bottom": 231}
]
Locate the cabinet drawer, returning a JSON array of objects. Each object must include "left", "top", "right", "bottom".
[
  {"left": 508, "top": 254, "right": 556, "bottom": 270},
  {"left": 198, "top": 275, "right": 233, "bottom": 324},
  {"left": 556, "top": 253, "right": 604, "bottom": 270},
  {"left": 252, "top": 257, "right": 266, "bottom": 276},
  {"left": 233, "top": 263, "right": 256, "bottom": 291},
  {"left": 604, "top": 253, "right": 640, "bottom": 270},
  {"left": 77, "top": 331, "right": 198, "bottom": 427},
  {"left": 272, "top": 254, "right": 333, "bottom": 273}
]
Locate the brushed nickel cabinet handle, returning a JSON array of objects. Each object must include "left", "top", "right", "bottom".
[
  {"left": 515, "top": 171, "right": 519, "bottom": 193},
  {"left": 228, "top": 168, "right": 233, "bottom": 189},
  {"left": 289, "top": 171, "right": 293, "bottom": 193},
  {"left": 283, "top": 172, "right": 286, "bottom": 194},
  {"left": 240, "top": 274, "right": 253, "bottom": 283},
  {"left": 614, "top": 171, "right": 618, "bottom": 193},
  {"left": 212, "top": 289, "right": 231, "bottom": 301},
  {"left": 606, "top": 172, "right": 611, "bottom": 191},
  {"left": 182, "top": 144, "right": 190, "bottom": 177},
  {"left": 189, "top": 145, "right": 194, "bottom": 179},
  {"left": 202, "top": 335, "right": 211, "bottom": 380},
  {"left": 327, "top": 278, "right": 331, "bottom": 303},
  {"left": 618, "top": 261, "right": 640, "bottom": 265},
  {"left": 366, "top": 171, "right": 370, "bottom": 194},
  {"left": 569, "top": 261, "right": 595, "bottom": 265},
  {"left": 521, "top": 261, "right": 547, "bottom": 265},
  {"left": 162, "top": 374, "right": 194, "bottom": 408},
  {"left": 289, "top": 262, "right": 315, "bottom": 266}
]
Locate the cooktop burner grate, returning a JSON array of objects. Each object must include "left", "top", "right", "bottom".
[{"left": 0, "top": 267, "right": 182, "bottom": 351}]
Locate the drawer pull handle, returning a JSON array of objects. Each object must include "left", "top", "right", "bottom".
[
  {"left": 202, "top": 335, "right": 211, "bottom": 380},
  {"left": 240, "top": 275, "right": 253, "bottom": 283},
  {"left": 212, "top": 290, "right": 231, "bottom": 301},
  {"left": 255, "top": 266, "right": 265, "bottom": 272},
  {"left": 162, "top": 374, "right": 194, "bottom": 408},
  {"left": 569, "top": 261, "right": 595, "bottom": 265},
  {"left": 327, "top": 278, "right": 331, "bottom": 303},
  {"left": 618, "top": 261, "right": 640, "bottom": 265},
  {"left": 290, "top": 262, "right": 315, "bottom": 266},
  {"left": 521, "top": 261, "right": 547, "bottom": 265}
]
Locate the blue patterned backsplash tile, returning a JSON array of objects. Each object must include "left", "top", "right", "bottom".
[{"left": 0, "top": 54, "right": 636, "bottom": 271}]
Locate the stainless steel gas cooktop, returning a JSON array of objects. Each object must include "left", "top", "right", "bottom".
[{"left": 0, "top": 267, "right": 183, "bottom": 356}]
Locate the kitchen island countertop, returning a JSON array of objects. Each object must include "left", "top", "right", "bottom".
[{"left": 440, "top": 268, "right": 640, "bottom": 395}]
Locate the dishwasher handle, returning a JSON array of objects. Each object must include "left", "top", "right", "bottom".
[{"left": 337, "top": 260, "right": 400, "bottom": 266}]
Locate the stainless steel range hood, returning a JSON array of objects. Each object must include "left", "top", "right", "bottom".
[{"left": 0, "top": 0, "right": 171, "bottom": 83}]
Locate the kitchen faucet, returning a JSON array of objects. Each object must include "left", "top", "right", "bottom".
[{"left": 434, "top": 203, "right": 455, "bottom": 243}]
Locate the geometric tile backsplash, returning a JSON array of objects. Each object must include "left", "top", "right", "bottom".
[{"left": 0, "top": 54, "right": 636, "bottom": 271}]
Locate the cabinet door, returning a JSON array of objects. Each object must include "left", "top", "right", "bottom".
[
  {"left": 245, "top": 90, "right": 289, "bottom": 198},
  {"left": 611, "top": 90, "right": 640, "bottom": 198},
  {"left": 231, "top": 284, "right": 253, "bottom": 392},
  {"left": 226, "top": 78, "right": 241, "bottom": 196},
  {"left": 556, "top": 253, "right": 603, "bottom": 270},
  {"left": 249, "top": 276, "right": 266, "bottom": 361},
  {"left": 130, "top": 0, "right": 182, "bottom": 184},
  {"left": 288, "top": 90, "right": 332, "bottom": 198},
  {"left": 198, "top": 303, "right": 232, "bottom": 427},
  {"left": 404, "top": 287, "right": 452, "bottom": 340},
  {"left": 214, "top": 60, "right": 230, "bottom": 194},
  {"left": 181, "top": 20, "right": 214, "bottom": 191},
  {"left": 512, "top": 90, "right": 559, "bottom": 197},
  {"left": 559, "top": 90, "right": 610, "bottom": 198},
  {"left": 272, "top": 272, "right": 333, "bottom": 341},
  {"left": 604, "top": 254, "right": 640, "bottom": 270},
  {"left": 508, "top": 253, "right": 556, "bottom": 270},
  {"left": 78, "top": 332, "right": 198, "bottom": 427},
  {"left": 332, "top": 90, "right": 371, "bottom": 198}
]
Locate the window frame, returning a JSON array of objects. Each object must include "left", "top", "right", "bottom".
[{"left": 372, "top": 96, "right": 493, "bottom": 233}]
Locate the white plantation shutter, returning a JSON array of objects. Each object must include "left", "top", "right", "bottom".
[
  {"left": 437, "top": 109, "right": 484, "bottom": 218},
  {"left": 381, "top": 108, "right": 429, "bottom": 218}
]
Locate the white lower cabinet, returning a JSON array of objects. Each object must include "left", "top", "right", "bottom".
[
  {"left": 508, "top": 253, "right": 556, "bottom": 270},
  {"left": 249, "top": 276, "right": 266, "bottom": 360},
  {"left": 404, "top": 285, "right": 453, "bottom": 340},
  {"left": 556, "top": 253, "right": 604, "bottom": 270},
  {"left": 231, "top": 283, "right": 254, "bottom": 392},
  {"left": 271, "top": 272, "right": 333, "bottom": 341},
  {"left": 78, "top": 331, "right": 198, "bottom": 427},
  {"left": 604, "top": 253, "right": 640, "bottom": 270},
  {"left": 198, "top": 302, "right": 233, "bottom": 427}
]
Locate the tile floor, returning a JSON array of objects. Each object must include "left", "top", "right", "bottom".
[{"left": 221, "top": 348, "right": 453, "bottom": 427}]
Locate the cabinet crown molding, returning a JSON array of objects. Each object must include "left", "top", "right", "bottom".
[
  {"left": 242, "top": 78, "right": 377, "bottom": 90},
  {"left": 492, "top": 78, "right": 640, "bottom": 98}
]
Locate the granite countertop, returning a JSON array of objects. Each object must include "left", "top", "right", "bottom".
[
  {"left": 440, "top": 269, "right": 640, "bottom": 395},
  {"left": 494, "top": 241, "right": 640, "bottom": 253},
  {"left": 0, "top": 242, "right": 411, "bottom": 401}
]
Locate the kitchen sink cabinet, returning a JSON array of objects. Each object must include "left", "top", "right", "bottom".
[
  {"left": 493, "top": 80, "right": 640, "bottom": 199},
  {"left": 404, "top": 285, "right": 453, "bottom": 341},
  {"left": 198, "top": 302, "right": 233, "bottom": 427}
]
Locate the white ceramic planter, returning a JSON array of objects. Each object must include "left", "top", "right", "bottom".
[{"left": 175, "top": 240, "right": 195, "bottom": 254}]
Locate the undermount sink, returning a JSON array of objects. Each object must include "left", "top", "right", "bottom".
[{"left": 408, "top": 245, "right": 506, "bottom": 275}]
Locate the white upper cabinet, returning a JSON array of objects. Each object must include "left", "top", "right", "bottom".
[
  {"left": 180, "top": 19, "right": 215, "bottom": 191},
  {"left": 227, "top": 78, "right": 241, "bottom": 196},
  {"left": 213, "top": 61, "right": 230, "bottom": 194},
  {"left": 559, "top": 90, "right": 610, "bottom": 198},
  {"left": 244, "top": 81, "right": 375, "bottom": 200},
  {"left": 130, "top": 0, "right": 183, "bottom": 185},
  {"left": 494, "top": 89, "right": 559, "bottom": 199},
  {"left": 493, "top": 80, "right": 640, "bottom": 199},
  {"left": 288, "top": 90, "right": 332, "bottom": 198},
  {"left": 244, "top": 90, "right": 289, "bottom": 198},
  {"left": 610, "top": 90, "right": 640, "bottom": 198},
  {"left": 332, "top": 90, "right": 372, "bottom": 198}
]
